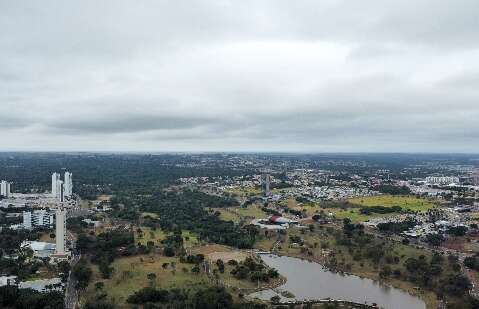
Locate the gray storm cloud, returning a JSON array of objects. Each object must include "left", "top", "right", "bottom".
[{"left": 1, "top": 0, "right": 479, "bottom": 152}]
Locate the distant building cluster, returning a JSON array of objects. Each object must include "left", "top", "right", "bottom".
[
  {"left": 425, "top": 176, "right": 459, "bottom": 185},
  {"left": 0, "top": 180, "right": 11, "bottom": 198},
  {"left": 51, "top": 172, "right": 73, "bottom": 201}
]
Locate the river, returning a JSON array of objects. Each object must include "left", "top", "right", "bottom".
[{"left": 250, "top": 255, "right": 426, "bottom": 309}]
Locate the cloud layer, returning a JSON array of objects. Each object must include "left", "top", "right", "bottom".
[{"left": 1, "top": 0, "right": 479, "bottom": 152}]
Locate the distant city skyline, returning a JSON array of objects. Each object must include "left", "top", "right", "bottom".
[{"left": 1, "top": 1, "right": 479, "bottom": 152}]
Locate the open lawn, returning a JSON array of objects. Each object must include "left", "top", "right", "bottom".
[
  {"left": 141, "top": 212, "right": 159, "bottom": 219},
  {"left": 208, "top": 208, "right": 241, "bottom": 222},
  {"left": 233, "top": 205, "right": 267, "bottom": 219},
  {"left": 209, "top": 205, "right": 267, "bottom": 223},
  {"left": 348, "top": 195, "right": 435, "bottom": 212},
  {"left": 320, "top": 195, "right": 438, "bottom": 223},
  {"left": 134, "top": 227, "right": 166, "bottom": 246},
  {"left": 326, "top": 208, "right": 381, "bottom": 223},
  {"left": 134, "top": 227, "right": 199, "bottom": 247},
  {"left": 192, "top": 244, "right": 250, "bottom": 262},
  {"left": 85, "top": 255, "right": 210, "bottom": 306},
  {"left": 225, "top": 186, "right": 262, "bottom": 198}
]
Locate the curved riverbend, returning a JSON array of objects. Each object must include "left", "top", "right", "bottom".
[{"left": 250, "top": 255, "right": 426, "bottom": 309}]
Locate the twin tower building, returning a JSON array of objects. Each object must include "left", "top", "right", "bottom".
[{"left": 52, "top": 172, "right": 73, "bottom": 201}]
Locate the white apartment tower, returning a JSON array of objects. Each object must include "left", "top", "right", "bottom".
[
  {"left": 51, "top": 173, "right": 60, "bottom": 198},
  {"left": 64, "top": 172, "right": 73, "bottom": 197},
  {"left": 0, "top": 180, "right": 11, "bottom": 198},
  {"left": 52, "top": 172, "right": 72, "bottom": 200},
  {"left": 55, "top": 208, "right": 66, "bottom": 255}
]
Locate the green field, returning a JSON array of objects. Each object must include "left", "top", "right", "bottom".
[
  {"left": 209, "top": 205, "right": 267, "bottom": 223},
  {"left": 319, "top": 195, "right": 437, "bottom": 223},
  {"left": 233, "top": 205, "right": 267, "bottom": 219},
  {"left": 225, "top": 186, "right": 262, "bottom": 197},
  {"left": 348, "top": 195, "right": 435, "bottom": 212},
  {"left": 135, "top": 227, "right": 199, "bottom": 247},
  {"left": 134, "top": 227, "right": 166, "bottom": 246},
  {"left": 85, "top": 255, "right": 210, "bottom": 306}
]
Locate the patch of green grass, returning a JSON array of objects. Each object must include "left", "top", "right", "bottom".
[
  {"left": 86, "top": 255, "right": 210, "bottom": 306},
  {"left": 348, "top": 195, "right": 435, "bottom": 212},
  {"left": 134, "top": 227, "right": 166, "bottom": 246},
  {"left": 232, "top": 205, "right": 267, "bottom": 219},
  {"left": 207, "top": 208, "right": 241, "bottom": 222},
  {"left": 141, "top": 212, "right": 159, "bottom": 219},
  {"left": 182, "top": 231, "right": 199, "bottom": 248}
]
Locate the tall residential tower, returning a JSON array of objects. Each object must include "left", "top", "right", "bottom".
[
  {"left": 64, "top": 172, "right": 73, "bottom": 197},
  {"left": 0, "top": 180, "right": 11, "bottom": 198},
  {"left": 51, "top": 173, "right": 60, "bottom": 198}
]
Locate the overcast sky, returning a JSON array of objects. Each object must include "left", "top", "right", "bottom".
[{"left": 1, "top": 1, "right": 479, "bottom": 153}]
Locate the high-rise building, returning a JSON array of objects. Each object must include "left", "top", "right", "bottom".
[
  {"left": 55, "top": 209, "right": 66, "bottom": 255},
  {"left": 64, "top": 172, "right": 73, "bottom": 197},
  {"left": 51, "top": 173, "right": 60, "bottom": 198},
  {"left": 57, "top": 180, "right": 64, "bottom": 202},
  {"left": 0, "top": 180, "right": 11, "bottom": 198}
]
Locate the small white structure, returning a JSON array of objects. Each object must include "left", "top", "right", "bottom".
[
  {"left": 425, "top": 176, "right": 460, "bottom": 185},
  {"left": 20, "top": 241, "right": 56, "bottom": 258},
  {"left": 19, "top": 278, "right": 63, "bottom": 292},
  {"left": 0, "top": 276, "right": 17, "bottom": 287}
]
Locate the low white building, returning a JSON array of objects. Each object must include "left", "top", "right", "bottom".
[
  {"left": 19, "top": 278, "right": 63, "bottom": 292},
  {"left": 20, "top": 241, "right": 56, "bottom": 258},
  {"left": 425, "top": 176, "right": 460, "bottom": 185},
  {"left": 0, "top": 276, "right": 17, "bottom": 287},
  {"left": 23, "top": 210, "right": 54, "bottom": 230}
]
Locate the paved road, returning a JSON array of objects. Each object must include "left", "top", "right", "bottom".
[{"left": 65, "top": 253, "right": 81, "bottom": 309}]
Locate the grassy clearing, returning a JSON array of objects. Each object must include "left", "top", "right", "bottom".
[
  {"left": 348, "top": 195, "right": 435, "bottom": 212},
  {"left": 208, "top": 208, "right": 241, "bottom": 222},
  {"left": 208, "top": 205, "right": 267, "bottom": 223},
  {"left": 134, "top": 227, "right": 166, "bottom": 246},
  {"left": 141, "top": 212, "right": 159, "bottom": 219},
  {"left": 326, "top": 208, "right": 384, "bottom": 223},
  {"left": 85, "top": 255, "right": 210, "bottom": 306},
  {"left": 134, "top": 227, "right": 199, "bottom": 247},
  {"left": 38, "top": 232, "right": 55, "bottom": 243},
  {"left": 182, "top": 231, "right": 199, "bottom": 248},
  {"left": 96, "top": 195, "right": 112, "bottom": 201},
  {"left": 233, "top": 205, "right": 267, "bottom": 219},
  {"left": 225, "top": 186, "right": 262, "bottom": 198}
]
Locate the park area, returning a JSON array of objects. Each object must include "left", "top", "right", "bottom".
[
  {"left": 84, "top": 255, "right": 210, "bottom": 306},
  {"left": 208, "top": 204, "right": 268, "bottom": 223},
  {"left": 323, "top": 195, "right": 436, "bottom": 223}
]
